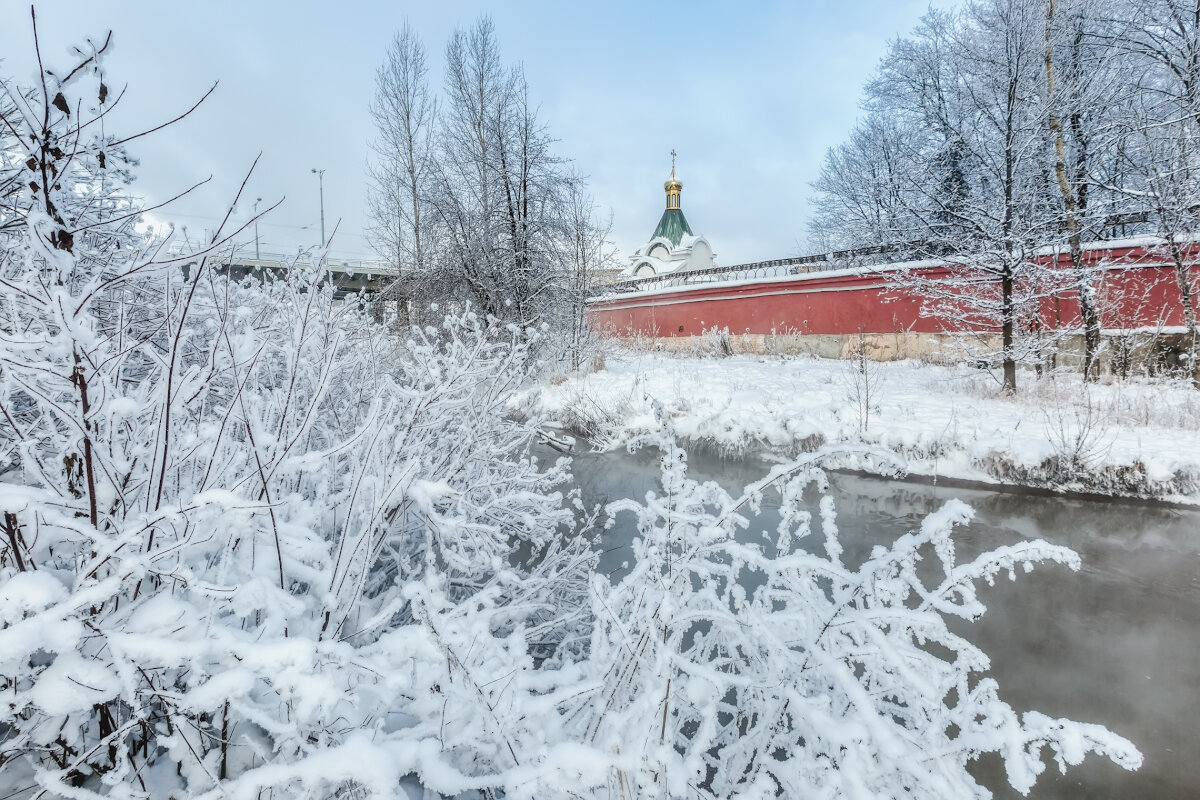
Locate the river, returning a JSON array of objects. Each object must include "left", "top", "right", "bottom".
[{"left": 563, "top": 444, "right": 1200, "bottom": 799}]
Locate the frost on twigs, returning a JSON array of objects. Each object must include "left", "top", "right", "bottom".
[
  {"left": 581, "top": 410, "right": 1141, "bottom": 798},
  {"left": 0, "top": 25, "right": 595, "bottom": 798}
]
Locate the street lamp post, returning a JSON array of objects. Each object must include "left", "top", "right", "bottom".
[
  {"left": 311, "top": 168, "right": 326, "bottom": 248},
  {"left": 253, "top": 197, "right": 262, "bottom": 260}
]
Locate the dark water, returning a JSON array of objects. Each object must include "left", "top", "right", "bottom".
[{"left": 564, "top": 445, "right": 1200, "bottom": 800}]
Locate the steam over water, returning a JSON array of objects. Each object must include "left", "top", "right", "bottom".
[{"left": 567, "top": 445, "right": 1200, "bottom": 799}]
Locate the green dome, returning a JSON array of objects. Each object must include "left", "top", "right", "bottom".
[{"left": 651, "top": 207, "right": 693, "bottom": 247}]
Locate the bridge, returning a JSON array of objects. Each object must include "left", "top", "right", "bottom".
[{"left": 179, "top": 248, "right": 398, "bottom": 299}]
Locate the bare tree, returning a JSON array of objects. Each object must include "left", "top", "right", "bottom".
[
  {"left": 1044, "top": 0, "right": 1105, "bottom": 380},
  {"left": 429, "top": 17, "right": 509, "bottom": 320},
  {"left": 1112, "top": 0, "right": 1200, "bottom": 131},
  {"left": 810, "top": 0, "right": 1200, "bottom": 388},
  {"left": 944, "top": 0, "right": 1059, "bottom": 391},
  {"left": 1116, "top": 106, "right": 1200, "bottom": 383},
  {"left": 558, "top": 175, "right": 616, "bottom": 371},
  {"left": 810, "top": 113, "right": 922, "bottom": 254},
  {"left": 426, "top": 16, "right": 567, "bottom": 327},
  {"left": 806, "top": 0, "right": 1200, "bottom": 388},
  {"left": 366, "top": 21, "right": 436, "bottom": 324},
  {"left": 365, "top": 15, "right": 612, "bottom": 343},
  {"left": 1091, "top": 0, "right": 1200, "bottom": 384},
  {"left": 814, "top": 1, "right": 1058, "bottom": 392}
]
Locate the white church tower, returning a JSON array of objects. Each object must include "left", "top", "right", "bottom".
[{"left": 625, "top": 152, "right": 716, "bottom": 277}]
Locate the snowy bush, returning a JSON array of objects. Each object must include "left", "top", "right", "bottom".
[
  {"left": 575, "top": 413, "right": 1142, "bottom": 798},
  {"left": 0, "top": 227, "right": 593, "bottom": 796},
  {"left": 694, "top": 326, "right": 735, "bottom": 358},
  {"left": 0, "top": 30, "right": 592, "bottom": 798}
]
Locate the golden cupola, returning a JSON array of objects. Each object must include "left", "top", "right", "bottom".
[
  {"left": 651, "top": 150, "right": 694, "bottom": 246},
  {"left": 665, "top": 164, "right": 682, "bottom": 210}
]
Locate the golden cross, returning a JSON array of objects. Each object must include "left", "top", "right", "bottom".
[{"left": 670, "top": 148, "right": 677, "bottom": 177}]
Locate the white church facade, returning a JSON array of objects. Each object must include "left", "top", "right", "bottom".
[{"left": 624, "top": 159, "right": 715, "bottom": 278}]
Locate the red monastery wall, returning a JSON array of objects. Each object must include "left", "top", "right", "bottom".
[
  {"left": 591, "top": 269, "right": 940, "bottom": 338},
  {"left": 589, "top": 244, "right": 1200, "bottom": 342}
]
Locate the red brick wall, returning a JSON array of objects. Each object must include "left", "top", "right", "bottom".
[{"left": 589, "top": 246, "right": 1200, "bottom": 338}]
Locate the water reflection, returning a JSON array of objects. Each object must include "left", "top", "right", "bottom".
[{"left": 564, "top": 444, "right": 1200, "bottom": 800}]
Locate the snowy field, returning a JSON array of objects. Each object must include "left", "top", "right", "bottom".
[{"left": 525, "top": 348, "right": 1200, "bottom": 504}]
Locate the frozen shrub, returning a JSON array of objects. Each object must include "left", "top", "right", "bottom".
[
  {"left": 576, "top": 414, "right": 1142, "bottom": 798},
  {"left": 695, "top": 325, "right": 735, "bottom": 358},
  {"left": 0, "top": 29, "right": 591, "bottom": 798}
]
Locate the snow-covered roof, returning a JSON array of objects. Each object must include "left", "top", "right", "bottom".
[
  {"left": 621, "top": 252, "right": 679, "bottom": 277},
  {"left": 633, "top": 234, "right": 708, "bottom": 259}
]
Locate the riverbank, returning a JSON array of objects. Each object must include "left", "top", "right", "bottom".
[{"left": 521, "top": 349, "right": 1200, "bottom": 505}]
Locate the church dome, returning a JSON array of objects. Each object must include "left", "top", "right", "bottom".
[
  {"left": 623, "top": 151, "right": 715, "bottom": 277},
  {"left": 654, "top": 154, "right": 690, "bottom": 245}
]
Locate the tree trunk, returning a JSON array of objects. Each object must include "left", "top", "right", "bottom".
[
  {"left": 1165, "top": 232, "right": 1200, "bottom": 387},
  {"left": 1044, "top": 0, "right": 1101, "bottom": 381},
  {"left": 1002, "top": 264, "right": 1017, "bottom": 393}
]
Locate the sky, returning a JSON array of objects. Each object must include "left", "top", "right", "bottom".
[{"left": 1, "top": 1, "right": 956, "bottom": 266}]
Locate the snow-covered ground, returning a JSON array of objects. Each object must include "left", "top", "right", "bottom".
[{"left": 524, "top": 349, "right": 1200, "bottom": 504}]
